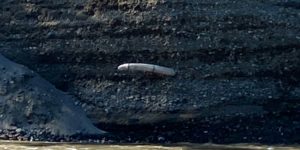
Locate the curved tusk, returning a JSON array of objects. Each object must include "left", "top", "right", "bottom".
[{"left": 117, "top": 63, "right": 176, "bottom": 76}]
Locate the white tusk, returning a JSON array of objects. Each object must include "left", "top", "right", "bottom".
[{"left": 117, "top": 63, "right": 176, "bottom": 76}]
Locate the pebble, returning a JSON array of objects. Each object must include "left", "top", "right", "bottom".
[
  {"left": 16, "top": 128, "right": 22, "bottom": 133},
  {"left": 30, "top": 136, "right": 34, "bottom": 142},
  {"left": 0, "top": 134, "right": 8, "bottom": 140},
  {"left": 157, "top": 136, "right": 165, "bottom": 141}
]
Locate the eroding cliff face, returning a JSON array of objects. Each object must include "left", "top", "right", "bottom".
[{"left": 0, "top": 0, "right": 300, "bottom": 143}]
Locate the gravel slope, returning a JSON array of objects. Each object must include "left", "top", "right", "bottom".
[{"left": 0, "top": 54, "right": 105, "bottom": 141}]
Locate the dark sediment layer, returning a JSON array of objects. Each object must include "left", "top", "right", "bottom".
[{"left": 0, "top": 0, "right": 300, "bottom": 143}]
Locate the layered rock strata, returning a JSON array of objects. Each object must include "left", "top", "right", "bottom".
[{"left": 0, "top": 0, "right": 299, "bottom": 143}]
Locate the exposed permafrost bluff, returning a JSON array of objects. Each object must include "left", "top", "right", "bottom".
[{"left": 0, "top": 0, "right": 299, "bottom": 144}]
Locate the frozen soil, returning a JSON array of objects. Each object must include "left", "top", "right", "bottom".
[{"left": 0, "top": 0, "right": 300, "bottom": 144}]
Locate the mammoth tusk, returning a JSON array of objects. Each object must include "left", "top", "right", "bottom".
[{"left": 117, "top": 63, "right": 176, "bottom": 76}]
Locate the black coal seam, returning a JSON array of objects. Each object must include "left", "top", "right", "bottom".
[
  {"left": 199, "top": 64, "right": 300, "bottom": 83},
  {"left": 14, "top": 42, "right": 298, "bottom": 67},
  {"left": 85, "top": 0, "right": 217, "bottom": 12},
  {"left": 276, "top": 1, "right": 300, "bottom": 10},
  {"left": 86, "top": 0, "right": 153, "bottom": 12},
  {"left": 2, "top": 40, "right": 300, "bottom": 66},
  {"left": 161, "top": 1, "right": 231, "bottom": 8},
  {"left": 0, "top": 21, "right": 104, "bottom": 34},
  {"left": 2, "top": 16, "right": 293, "bottom": 41},
  {"left": 95, "top": 113, "right": 300, "bottom": 144},
  {"left": 4, "top": 24, "right": 291, "bottom": 42},
  {"left": 38, "top": 4, "right": 73, "bottom": 9},
  {"left": 1, "top": 14, "right": 287, "bottom": 40}
]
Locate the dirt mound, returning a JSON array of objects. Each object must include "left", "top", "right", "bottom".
[{"left": 0, "top": 54, "right": 105, "bottom": 140}]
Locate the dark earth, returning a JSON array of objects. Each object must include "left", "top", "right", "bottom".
[{"left": 0, "top": 0, "right": 300, "bottom": 144}]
